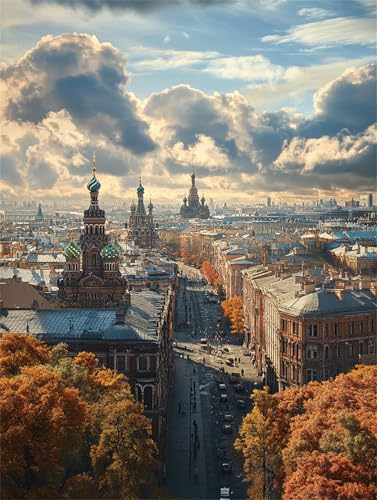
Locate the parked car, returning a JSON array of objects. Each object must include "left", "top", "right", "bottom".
[
  {"left": 222, "top": 423, "right": 233, "bottom": 434},
  {"left": 221, "top": 461, "right": 232, "bottom": 473},
  {"left": 223, "top": 414, "right": 233, "bottom": 422},
  {"left": 220, "top": 394, "right": 228, "bottom": 403},
  {"left": 220, "top": 486, "right": 231, "bottom": 499},
  {"left": 200, "top": 338, "right": 208, "bottom": 344},
  {"left": 235, "top": 383, "right": 244, "bottom": 393},
  {"left": 225, "top": 358, "right": 234, "bottom": 366},
  {"left": 243, "top": 350, "right": 251, "bottom": 356},
  {"left": 237, "top": 399, "right": 247, "bottom": 409},
  {"left": 219, "top": 383, "right": 227, "bottom": 392}
]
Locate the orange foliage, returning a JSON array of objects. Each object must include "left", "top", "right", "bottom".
[
  {"left": 201, "top": 261, "right": 219, "bottom": 285},
  {"left": 0, "top": 332, "right": 50, "bottom": 376},
  {"left": 0, "top": 365, "right": 87, "bottom": 498},
  {"left": 221, "top": 296, "right": 244, "bottom": 336},
  {"left": 236, "top": 366, "right": 377, "bottom": 500}
]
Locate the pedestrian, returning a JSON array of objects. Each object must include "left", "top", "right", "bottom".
[
  {"left": 178, "top": 401, "right": 181, "bottom": 413},
  {"left": 241, "top": 368, "right": 244, "bottom": 376}
]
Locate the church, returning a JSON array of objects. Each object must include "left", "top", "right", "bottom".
[
  {"left": 127, "top": 179, "right": 157, "bottom": 249},
  {"left": 58, "top": 155, "right": 127, "bottom": 308},
  {"left": 180, "top": 170, "right": 210, "bottom": 219}
]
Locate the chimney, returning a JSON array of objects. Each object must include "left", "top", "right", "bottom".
[{"left": 334, "top": 289, "right": 345, "bottom": 301}]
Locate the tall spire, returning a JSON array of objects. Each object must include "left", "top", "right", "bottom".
[{"left": 92, "top": 152, "right": 96, "bottom": 177}]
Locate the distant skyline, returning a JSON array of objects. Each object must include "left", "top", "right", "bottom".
[{"left": 1, "top": 0, "right": 376, "bottom": 206}]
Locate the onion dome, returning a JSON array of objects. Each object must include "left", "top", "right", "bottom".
[
  {"left": 87, "top": 175, "right": 101, "bottom": 192},
  {"left": 100, "top": 244, "right": 120, "bottom": 260},
  {"left": 130, "top": 201, "right": 136, "bottom": 212},
  {"left": 64, "top": 242, "right": 81, "bottom": 259},
  {"left": 148, "top": 200, "right": 154, "bottom": 210},
  {"left": 87, "top": 152, "right": 101, "bottom": 192},
  {"left": 137, "top": 181, "right": 144, "bottom": 196}
]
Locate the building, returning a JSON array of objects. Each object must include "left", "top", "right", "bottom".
[
  {"left": 368, "top": 193, "right": 373, "bottom": 208},
  {"left": 180, "top": 170, "right": 210, "bottom": 219},
  {"left": 0, "top": 288, "right": 175, "bottom": 449},
  {"left": 35, "top": 203, "right": 44, "bottom": 222},
  {"left": 127, "top": 180, "right": 157, "bottom": 249},
  {"left": 58, "top": 156, "right": 127, "bottom": 308},
  {"left": 243, "top": 266, "right": 377, "bottom": 392}
]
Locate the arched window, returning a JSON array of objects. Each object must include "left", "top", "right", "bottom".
[
  {"left": 91, "top": 253, "right": 97, "bottom": 267},
  {"left": 136, "top": 385, "right": 142, "bottom": 402},
  {"left": 144, "top": 386, "right": 153, "bottom": 410}
]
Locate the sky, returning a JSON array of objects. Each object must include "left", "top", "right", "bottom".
[{"left": 1, "top": 0, "right": 376, "bottom": 207}]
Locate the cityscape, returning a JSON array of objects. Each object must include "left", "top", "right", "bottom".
[{"left": 1, "top": 1, "right": 376, "bottom": 500}]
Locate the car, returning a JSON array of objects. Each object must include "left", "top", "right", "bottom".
[
  {"left": 222, "top": 347, "right": 230, "bottom": 353},
  {"left": 222, "top": 423, "right": 233, "bottom": 434},
  {"left": 223, "top": 414, "right": 233, "bottom": 422},
  {"left": 235, "top": 383, "right": 244, "bottom": 393},
  {"left": 225, "top": 358, "right": 234, "bottom": 366},
  {"left": 219, "top": 394, "right": 228, "bottom": 403},
  {"left": 220, "top": 486, "right": 230, "bottom": 499},
  {"left": 243, "top": 350, "right": 251, "bottom": 356},
  {"left": 200, "top": 338, "right": 208, "bottom": 344},
  {"left": 219, "top": 383, "right": 227, "bottom": 392},
  {"left": 221, "top": 461, "right": 232, "bottom": 473},
  {"left": 237, "top": 399, "right": 247, "bottom": 409}
]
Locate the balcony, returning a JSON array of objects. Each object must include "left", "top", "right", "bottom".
[{"left": 135, "top": 370, "right": 157, "bottom": 380}]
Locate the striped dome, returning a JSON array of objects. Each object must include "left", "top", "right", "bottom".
[
  {"left": 100, "top": 244, "right": 120, "bottom": 260},
  {"left": 87, "top": 176, "right": 101, "bottom": 192},
  {"left": 64, "top": 242, "right": 81, "bottom": 259}
]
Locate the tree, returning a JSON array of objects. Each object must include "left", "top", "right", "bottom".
[
  {"left": 1, "top": 337, "right": 160, "bottom": 500},
  {"left": 89, "top": 391, "right": 159, "bottom": 499},
  {"left": 0, "top": 365, "right": 87, "bottom": 499},
  {"left": 201, "top": 261, "right": 219, "bottom": 285},
  {"left": 221, "top": 296, "right": 244, "bottom": 337},
  {"left": 236, "top": 365, "right": 377, "bottom": 499},
  {"left": 0, "top": 332, "right": 50, "bottom": 376}
]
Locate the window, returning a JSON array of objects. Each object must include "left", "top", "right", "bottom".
[
  {"left": 307, "top": 325, "right": 318, "bottom": 337},
  {"left": 306, "top": 369, "right": 318, "bottom": 382},
  {"left": 334, "top": 344, "right": 341, "bottom": 358},
  {"left": 116, "top": 355, "right": 126, "bottom": 372},
  {"left": 281, "top": 319, "right": 287, "bottom": 332},
  {"left": 324, "top": 323, "right": 329, "bottom": 337},
  {"left": 282, "top": 338, "right": 287, "bottom": 354},
  {"left": 292, "top": 322, "right": 299, "bottom": 335},
  {"left": 334, "top": 323, "right": 340, "bottom": 336},
  {"left": 368, "top": 341, "right": 375, "bottom": 354},
  {"left": 138, "top": 356, "right": 148, "bottom": 371},
  {"left": 349, "top": 321, "right": 355, "bottom": 335},
  {"left": 359, "top": 342, "right": 364, "bottom": 355},
  {"left": 306, "top": 345, "right": 318, "bottom": 360},
  {"left": 324, "top": 345, "right": 329, "bottom": 360}
]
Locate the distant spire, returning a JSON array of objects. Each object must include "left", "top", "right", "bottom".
[
  {"left": 139, "top": 176, "right": 142, "bottom": 185},
  {"left": 92, "top": 152, "right": 96, "bottom": 177}
]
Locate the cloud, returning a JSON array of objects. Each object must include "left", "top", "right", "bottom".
[
  {"left": 262, "top": 17, "right": 376, "bottom": 46},
  {"left": 203, "top": 55, "right": 285, "bottom": 82},
  {"left": 130, "top": 47, "right": 220, "bottom": 71},
  {"left": 297, "top": 8, "right": 335, "bottom": 19},
  {"left": 299, "top": 64, "right": 376, "bottom": 136},
  {"left": 28, "top": 0, "right": 233, "bottom": 13},
  {"left": 1, "top": 33, "right": 155, "bottom": 155},
  {"left": 1, "top": 34, "right": 375, "bottom": 204}
]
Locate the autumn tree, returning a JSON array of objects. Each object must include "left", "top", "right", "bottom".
[
  {"left": 1, "top": 338, "right": 160, "bottom": 500},
  {"left": 221, "top": 296, "right": 245, "bottom": 336},
  {"left": 0, "top": 365, "right": 87, "bottom": 499},
  {"left": 236, "top": 365, "right": 377, "bottom": 500},
  {"left": 0, "top": 332, "right": 50, "bottom": 376},
  {"left": 201, "top": 260, "right": 220, "bottom": 285}
]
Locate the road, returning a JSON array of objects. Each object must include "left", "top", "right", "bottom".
[{"left": 165, "top": 263, "right": 262, "bottom": 499}]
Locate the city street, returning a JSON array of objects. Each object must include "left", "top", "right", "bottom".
[{"left": 166, "top": 263, "right": 262, "bottom": 499}]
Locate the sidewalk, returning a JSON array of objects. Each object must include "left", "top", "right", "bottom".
[{"left": 166, "top": 354, "right": 207, "bottom": 499}]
